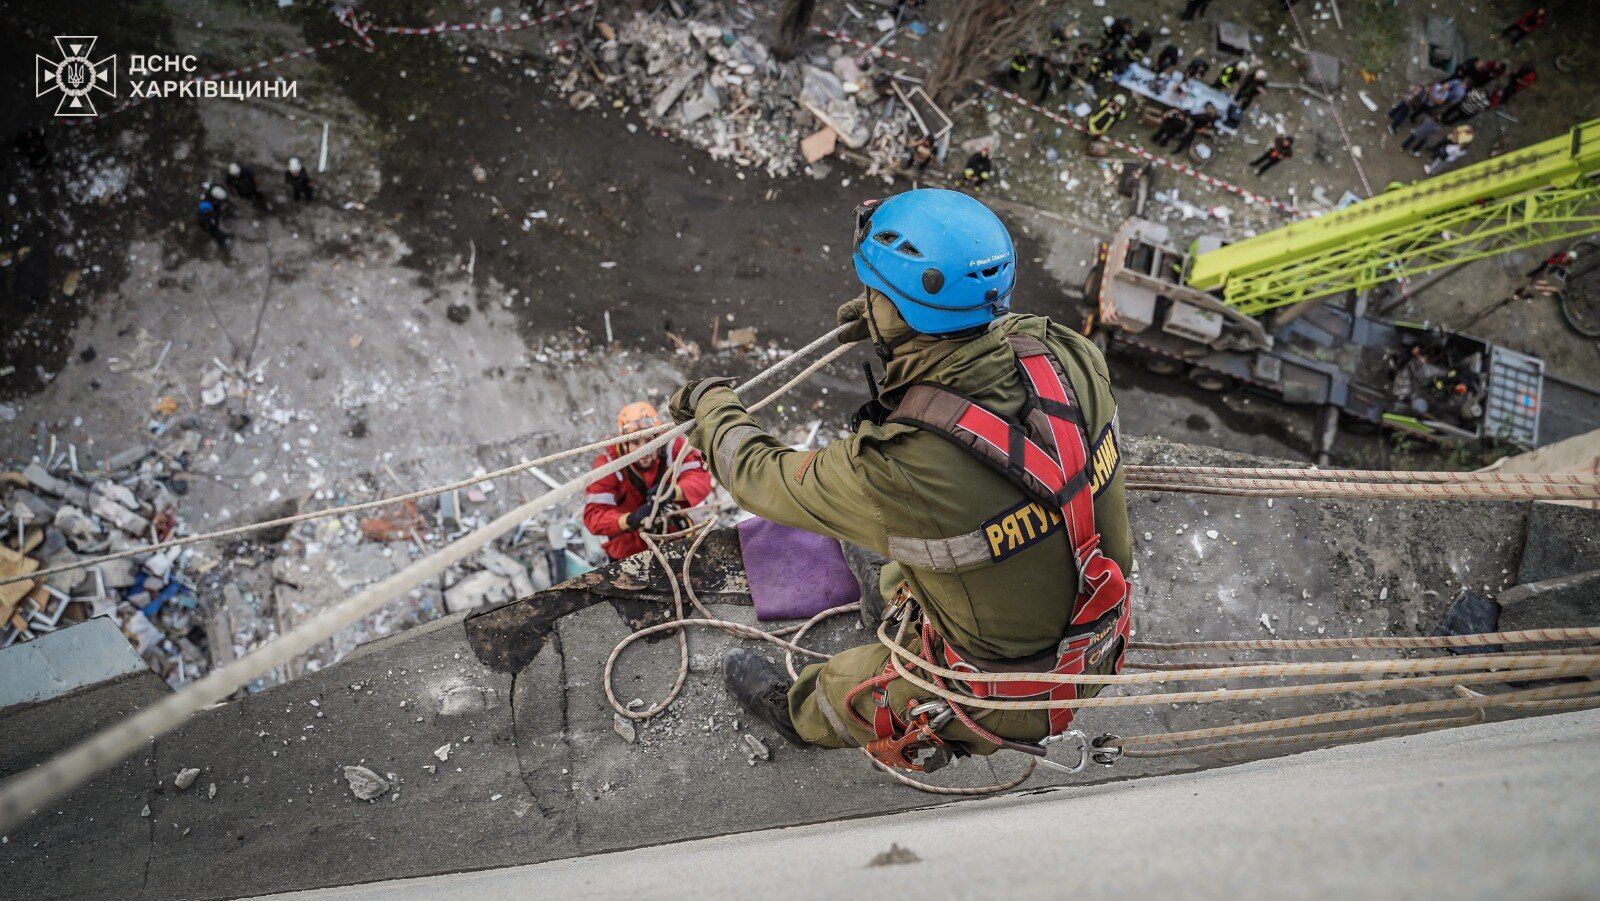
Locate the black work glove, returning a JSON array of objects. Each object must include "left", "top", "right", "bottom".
[
  {"left": 836, "top": 296, "right": 871, "bottom": 345},
  {"left": 624, "top": 505, "right": 654, "bottom": 531},
  {"left": 669, "top": 376, "right": 737, "bottom": 423}
]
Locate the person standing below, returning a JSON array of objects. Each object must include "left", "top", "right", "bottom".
[
  {"left": 582, "top": 402, "right": 712, "bottom": 562},
  {"left": 1128, "top": 29, "right": 1154, "bottom": 66},
  {"left": 225, "top": 162, "right": 268, "bottom": 210},
  {"left": 1180, "top": 0, "right": 1212, "bottom": 21},
  {"left": 1500, "top": 62, "right": 1536, "bottom": 106},
  {"left": 1184, "top": 55, "right": 1210, "bottom": 85},
  {"left": 1387, "top": 84, "right": 1427, "bottom": 133},
  {"left": 1175, "top": 102, "right": 1218, "bottom": 156},
  {"left": 1151, "top": 106, "right": 1190, "bottom": 148},
  {"left": 1086, "top": 94, "right": 1129, "bottom": 142},
  {"left": 1213, "top": 59, "right": 1247, "bottom": 92},
  {"left": 285, "top": 157, "right": 315, "bottom": 203},
  {"left": 1440, "top": 85, "right": 1491, "bottom": 125},
  {"left": 1424, "top": 125, "right": 1474, "bottom": 175},
  {"left": 1401, "top": 113, "right": 1442, "bottom": 157},
  {"left": 1501, "top": 7, "right": 1545, "bottom": 46},
  {"left": 906, "top": 136, "right": 935, "bottom": 174},
  {"left": 196, "top": 199, "right": 230, "bottom": 254},
  {"left": 1250, "top": 134, "right": 1294, "bottom": 177},
  {"left": 1152, "top": 44, "right": 1182, "bottom": 91},
  {"left": 962, "top": 147, "right": 995, "bottom": 190},
  {"left": 1528, "top": 249, "right": 1575, "bottom": 282},
  {"left": 1235, "top": 69, "right": 1269, "bottom": 111}
]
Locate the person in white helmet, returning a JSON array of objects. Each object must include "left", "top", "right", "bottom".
[
  {"left": 225, "top": 162, "right": 267, "bottom": 209},
  {"left": 204, "top": 183, "right": 233, "bottom": 220},
  {"left": 285, "top": 157, "right": 315, "bottom": 202}
]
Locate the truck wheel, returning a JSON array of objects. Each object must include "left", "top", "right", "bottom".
[
  {"left": 1144, "top": 356, "right": 1186, "bottom": 377},
  {"left": 1187, "top": 369, "right": 1236, "bottom": 393}
]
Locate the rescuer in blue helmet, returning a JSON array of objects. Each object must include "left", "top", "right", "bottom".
[{"left": 671, "top": 189, "right": 1132, "bottom": 770}]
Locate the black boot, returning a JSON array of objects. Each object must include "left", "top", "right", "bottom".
[{"left": 724, "top": 648, "right": 807, "bottom": 749}]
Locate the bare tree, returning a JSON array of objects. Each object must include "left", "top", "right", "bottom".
[
  {"left": 927, "top": 0, "right": 1049, "bottom": 108},
  {"left": 772, "top": 0, "right": 817, "bottom": 62}
]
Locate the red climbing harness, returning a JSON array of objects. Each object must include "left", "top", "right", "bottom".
[{"left": 853, "top": 335, "right": 1132, "bottom": 763}]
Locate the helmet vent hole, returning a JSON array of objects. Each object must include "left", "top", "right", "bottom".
[
  {"left": 981, "top": 265, "right": 1000, "bottom": 277},
  {"left": 873, "top": 231, "right": 900, "bottom": 246},
  {"left": 897, "top": 240, "right": 923, "bottom": 258}
]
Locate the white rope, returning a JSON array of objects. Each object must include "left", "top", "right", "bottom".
[{"left": 0, "top": 328, "right": 854, "bottom": 833}]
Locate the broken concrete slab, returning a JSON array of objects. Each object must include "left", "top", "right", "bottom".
[
  {"left": 444, "top": 570, "right": 516, "bottom": 614},
  {"left": 679, "top": 81, "right": 721, "bottom": 125},
  {"left": 652, "top": 70, "right": 699, "bottom": 119}
]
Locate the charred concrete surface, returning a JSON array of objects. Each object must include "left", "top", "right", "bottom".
[
  {"left": 4, "top": 437, "right": 1593, "bottom": 900},
  {"left": 278, "top": 708, "right": 1600, "bottom": 900}
]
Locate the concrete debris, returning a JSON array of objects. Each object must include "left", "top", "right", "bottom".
[
  {"left": 174, "top": 767, "right": 201, "bottom": 790},
  {"left": 443, "top": 569, "right": 515, "bottom": 614},
  {"left": 342, "top": 765, "right": 389, "bottom": 801},
  {"left": 554, "top": 9, "right": 917, "bottom": 177},
  {"left": 613, "top": 713, "right": 638, "bottom": 743},
  {"left": 743, "top": 733, "right": 770, "bottom": 761},
  {"left": 433, "top": 743, "right": 452, "bottom": 762}
]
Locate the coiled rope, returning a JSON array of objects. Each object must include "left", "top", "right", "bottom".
[{"left": 0, "top": 327, "right": 852, "bottom": 833}]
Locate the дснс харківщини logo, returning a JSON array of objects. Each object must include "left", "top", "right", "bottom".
[{"left": 37, "top": 36, "right": 117, "bottom": 117}]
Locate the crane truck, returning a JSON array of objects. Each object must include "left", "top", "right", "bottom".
[{"left": 1084, "top": 118, "right": 1600, "bottom": 461}]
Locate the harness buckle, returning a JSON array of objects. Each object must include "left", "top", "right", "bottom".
[
  {"left": 865, "top": 698, "right": 953, "bottom": 773},
  {"left": 1090, "top": 734, "right": 1124, "bottom": 766}
]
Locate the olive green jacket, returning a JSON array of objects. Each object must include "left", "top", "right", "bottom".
[{"left": 687, "top": 313, "right": 1131, "bottom": 660}]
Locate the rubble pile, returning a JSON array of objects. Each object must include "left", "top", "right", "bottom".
[
  {"left": 1, "top": 435, "right": 214, "bottom": 685},
  {"left": 0, "top": 421, "right": 618, "bottom": 689},
  {"left": 559, "top": 7, "right": 924, "bottom": 177}
]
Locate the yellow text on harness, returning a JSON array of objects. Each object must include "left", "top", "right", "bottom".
[{"left": 982, "top": 500, "right": 1064, "bottom": 563}]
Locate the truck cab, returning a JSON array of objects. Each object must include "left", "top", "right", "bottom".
[{"left": 1086, "top": 219, "right": 1544, "bottom": 452}]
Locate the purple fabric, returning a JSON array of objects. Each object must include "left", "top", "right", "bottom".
[{"left": 737, "top": 516, "right": 860, "bottom": 621}]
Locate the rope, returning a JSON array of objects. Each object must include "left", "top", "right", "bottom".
[
  {"left": 1130, "top": 466, "right": 1600, "bottom": 485},
  {"left": 0, "top": 328, "right": 854, "bottom": 834},
  {"left": 0, "top": 330, "right": 849, "bottom": 589},
  {"left": 1109, "top": 682, "right": 1600, "bottom": 748},
  {"left": 1132, "top": 625, "right": 1600, "bottom": 652},
  {"left": 16, "top": 455, "right": 1596, "bottom": 590},
  {"left": 601, "top": 477, "right": 1034, "bottom": 796},
  {"left": 1125, "top": 476, "right": 1600, "bottom": 501},
  {"left": 1118, "top": 712, "right": 1486, "bottom": 759}
]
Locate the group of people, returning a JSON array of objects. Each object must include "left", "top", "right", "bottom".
[
  {"left": 194, "top": 158, "right": 316, "bottom": 255},
  {"left": 1387, "top": 54, "right": 1538, "bottom": 176}
]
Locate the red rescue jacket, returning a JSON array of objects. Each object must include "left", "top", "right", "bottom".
[{"left": 582, "top": 437, "right": 712, "bottom": 560}]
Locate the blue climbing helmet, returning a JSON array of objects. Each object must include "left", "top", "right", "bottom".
[
  {"left": 198, "top": 200, "right": 214, "bottom": 214},
  {"left": 852, "top": 188, "right": 1015, "bottom": 335}
]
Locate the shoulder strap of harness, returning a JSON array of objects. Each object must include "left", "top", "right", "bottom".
[{"left": 882, "top": 335, "right": 1133, "bottom": 738}]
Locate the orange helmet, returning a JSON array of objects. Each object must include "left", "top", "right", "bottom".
[{"left": 617, "top": 401, "right": 658, "bottom": 435}]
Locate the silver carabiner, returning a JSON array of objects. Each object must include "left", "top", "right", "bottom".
[
  {"left": 1038, "top": 729, "right": 1090, "bottom": 774},
  {"left": 909, "top": 700, "right": 953, "bottom": 731}
]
